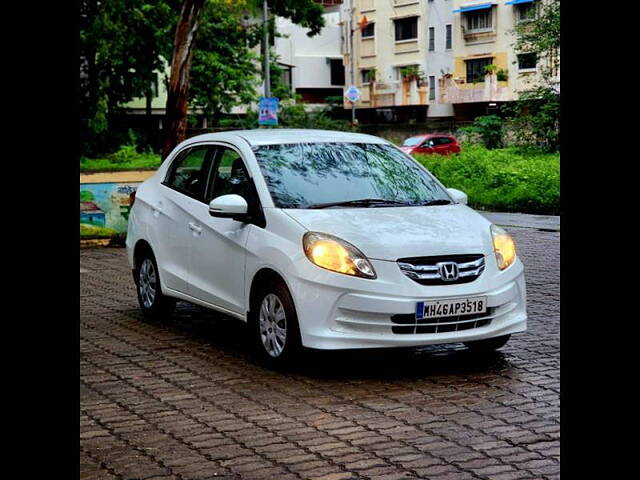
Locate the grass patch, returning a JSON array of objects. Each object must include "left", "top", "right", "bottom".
[
  {"left": 415, "top": 144, "right": 560, "bottom": 215},
  {"left": 80, "top": 223, "right": 118, "bottom": 238},
  {"left": 80, "top": 151, "right": 161, "bottom": 172}
]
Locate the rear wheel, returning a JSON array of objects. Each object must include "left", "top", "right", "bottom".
[
  {"left": 464, "top": 334, "right": 510, "bottom": 352},
  {"left": 251, "top": 280, "right": 301, "bottom": 365},
  {"left": 135, "top": 250, "right": 176, "bottom": 319}
]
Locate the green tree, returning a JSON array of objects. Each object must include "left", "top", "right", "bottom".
[
  {"left": 459, "top": 115, "right": 504, "bottom": 150},
  {"left": 162, "top": 0, "right": 326, "bottom": 159},
  {"left": 508, "top": 0, "right": 560, "bottom": 151},
  {"left": 80, "top": 0, "right": 178, "bottom": 154},
  {"left": 190, "top": 2, "right": 261, "bottom": 127}
]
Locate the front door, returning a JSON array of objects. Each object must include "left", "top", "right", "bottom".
[{"left": 187, "top": 145, "right": 257, "bottom": 315}]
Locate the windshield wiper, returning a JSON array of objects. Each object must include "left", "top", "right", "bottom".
[
  {"left": 306, "top": 198, "right": 411, "bottom": 209},
  {"left": 414, "top": 199, "right": 453, "bottom": 206}
]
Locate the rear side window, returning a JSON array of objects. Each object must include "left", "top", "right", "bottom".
[
  {"left": 433, "top": 137, "right": 452, "bottom": 145},
  {"left": 165, "top": 147, "right": 211, "bottom": 201}
]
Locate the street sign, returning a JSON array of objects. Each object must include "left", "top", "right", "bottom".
[
  {"left": 258, "top": 97, "right": 279, "bottom": 126},
  {"left": 344, "top": 86, "right": 361, "bottom": 103}
]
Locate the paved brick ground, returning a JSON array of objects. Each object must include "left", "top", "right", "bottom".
[{"left": 80, "top": 227, "right": 559, "bottom": 480}]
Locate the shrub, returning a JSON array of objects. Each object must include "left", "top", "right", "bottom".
[
  {"left": 415, "top": 144, "right": 560, "bottom": 215},
  {"left": 457, "top": 115, "right": 504, "bottom": 150}
]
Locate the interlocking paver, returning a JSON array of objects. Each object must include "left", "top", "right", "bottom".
[{"left": 81, "top": 227, "right": 559, "bottom": 479}]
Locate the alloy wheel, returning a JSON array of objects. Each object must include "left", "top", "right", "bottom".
[
  {"left": 259, "top": 293, "right": 287, "bottom": 357},
  {"left": 139, "top": 258, "right": 157, "bottom": 308}
]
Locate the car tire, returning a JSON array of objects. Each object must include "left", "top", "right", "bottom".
[
  {"left": 463, "top": 334, "right": 510, "bottom": 352},
  {"left": 135, "top": 249, "right": 176, "bottom": 320},
  {"left": 250, "top": 280, "right": 302, "bottom": 366}
]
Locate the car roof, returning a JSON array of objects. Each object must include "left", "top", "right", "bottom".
[
  {"left": 184, "top": 129, "right": 390, "bottom": 147},
  {"left": 407, "top": 133, "right": 456, "bottom": 139}
]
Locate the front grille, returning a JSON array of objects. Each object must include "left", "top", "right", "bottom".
[
  {"left": 390, "top": 308, "right": 494, "bottom": 334},
  {"left": 398, "top": 254, "right": 485, "bottom": 285}
]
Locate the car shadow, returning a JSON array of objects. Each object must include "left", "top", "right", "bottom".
[{"left": 135, "top": 302, "right": 514, "bottom": 381}]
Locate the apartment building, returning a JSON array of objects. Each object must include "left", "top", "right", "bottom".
[
  {"left": 273, "top": 2, "right": 344, "bottom": 105},
  {"left": 441, "top": 0, "right": 546, "bottom": 118},
  {"left": 341, "top": 0, "right": 552, "bottom": 122},
  {"left": 340, "top": 0, "right": 436, "bottom": 122}
]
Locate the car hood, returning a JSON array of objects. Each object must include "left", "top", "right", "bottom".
[
  {"left": 283, "top": 204, "right": 493, "bottom": 261},
  {"left": 399, "top": 146, "right": 415, "bottom": 153}
]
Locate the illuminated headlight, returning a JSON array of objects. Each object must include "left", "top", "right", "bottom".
[
  {"left": 303, "top": 232, "right": 376, "bottom": 279},
  {"left": 491, "top": 224, "right": 516, "bottom": 270}
]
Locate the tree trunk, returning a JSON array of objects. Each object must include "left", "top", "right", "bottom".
[{"left": 162, "top": 0, "right": 206, "bottom": 161}]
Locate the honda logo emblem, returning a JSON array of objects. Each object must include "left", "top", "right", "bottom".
[{"left": 437, "top": 262, "right": 459, "bottom": 281}]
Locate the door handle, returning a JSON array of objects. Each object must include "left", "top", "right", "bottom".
[{"left": 188, "top": 222, "right": 202, "bottom": 234}]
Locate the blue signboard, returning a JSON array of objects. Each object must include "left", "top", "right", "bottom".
[{"left": 258, "top": 97, "right": 279, "bottom": 126}]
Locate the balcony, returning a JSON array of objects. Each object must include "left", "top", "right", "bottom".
[
  {"left": 358, "top": 79, "right": 428, "bottom": 108},
  {"left": 462, "top": 27, "right": 497, "bottom": 45},
  {"left": 439, "top": 73, "right": 511, "bottom": 104}
]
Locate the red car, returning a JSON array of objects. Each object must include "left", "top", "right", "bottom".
[{"left": 399, "top": 134, "right": 461, "bottom": 156}]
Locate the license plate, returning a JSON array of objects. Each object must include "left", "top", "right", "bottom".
[{"left": 416, "top": 296, "right": 487, "bottom": 320}]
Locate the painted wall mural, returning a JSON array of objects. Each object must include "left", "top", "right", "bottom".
[{"left": 80, "top": 183, "right": 139, "bottom": 236}]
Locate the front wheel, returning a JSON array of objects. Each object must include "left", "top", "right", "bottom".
[
  {"left": 135, "top": 251, "right": 176, "bottom": 320},
  {"left": 464, "top": 334, "right": 510, "bottom": 352},
  {"left": 250, "top": 281, "right": 301, "bottom": 365}
]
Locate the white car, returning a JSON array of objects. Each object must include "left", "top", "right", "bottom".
[{"left": 126, "top": 129, "right": 526, "bottom": 363}]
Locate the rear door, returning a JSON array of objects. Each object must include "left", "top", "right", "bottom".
[
  {"left": 155, "top": 146, "right": 214, "bottom": 294},
  {"left": 187, "top": 144, "right": 260, "bottom": 314},
  {"left": 432, "top": 137, "right": 453, "bottom": 155}
]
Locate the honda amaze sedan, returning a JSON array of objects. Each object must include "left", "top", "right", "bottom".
[{"left": 126, "top": 129, "right": 526, "bottom": 364}]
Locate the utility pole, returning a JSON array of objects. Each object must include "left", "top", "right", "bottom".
[
  {"left": 348, "top": 1, "right": 356, "bottom": 125},
  {"left": 263, "top": 0, "right": 270, "bottom": 98}
]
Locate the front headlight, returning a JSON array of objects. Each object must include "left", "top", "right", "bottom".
[
  {"left": 303, "top": 232, "right": 377, "bottom": 279},
  {"left": 491, "top": 224, "right": 516, "bottom": 270}
]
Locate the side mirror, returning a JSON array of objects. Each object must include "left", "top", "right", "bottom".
[
  {"left": 447, "top": 188, "right": 468, "bottom": 205},
  {"left": 209, "top": 194, "right": 249, "bottom": 220}
]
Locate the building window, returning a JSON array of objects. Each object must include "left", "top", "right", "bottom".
[
  {"left": 517, "top": 3, "right": 536, "bottom": 22},
  {"left": 429, "top": 75, "right": 436, "bottom": 101},
  {"left": 361, "top": 68, "right": 375, "bottom": 84},
  {"left": 445, "top": 24, "right": 452, "bottom": 50},
  {"left": 428, "top": 27, "right": 435, "bottom": 51},
  {"left": 394, "top": 17, "right": 418, "bottom": 41},
  {"left": 330, "top": 59, "right": 345, "bottom": 86},
  {"left": 466, "top": 9, "right": 492, "bottom": 32},
  {"left": 361, "top": 22, "right": 375, "bottom": 38},
  {"left": 517, "top": 53, "right": 537, "bottom": 71},
  {"left": 466, "top": 57, "right": 493, "bottom": 83}
]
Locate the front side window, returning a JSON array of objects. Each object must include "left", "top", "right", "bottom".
[
  {"left": 253, "top": 143, "right": 451, "bottom": 208},
  {"left": 207, "top": 147, "right": 251, "bottom": 203},
  {"left": 395, "top": 17, "right": 418, "bottom": 41},
  {"left": 165, "top": 147, "right": 211, "bottom": 200},
  {"left": 466, "top": 9, "right": 492, "bottom": 32}
]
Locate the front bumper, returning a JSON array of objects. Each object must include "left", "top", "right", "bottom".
[{"left": 286, "top": 255, "right": 527, "bottom": 350}]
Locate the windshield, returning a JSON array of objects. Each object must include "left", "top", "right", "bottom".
[
  {"left": 402, "top": 136, "right": 425, "bottom": 147},
  {"left": 253, "top": 142, "right": 451, "bottom": 209}
]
